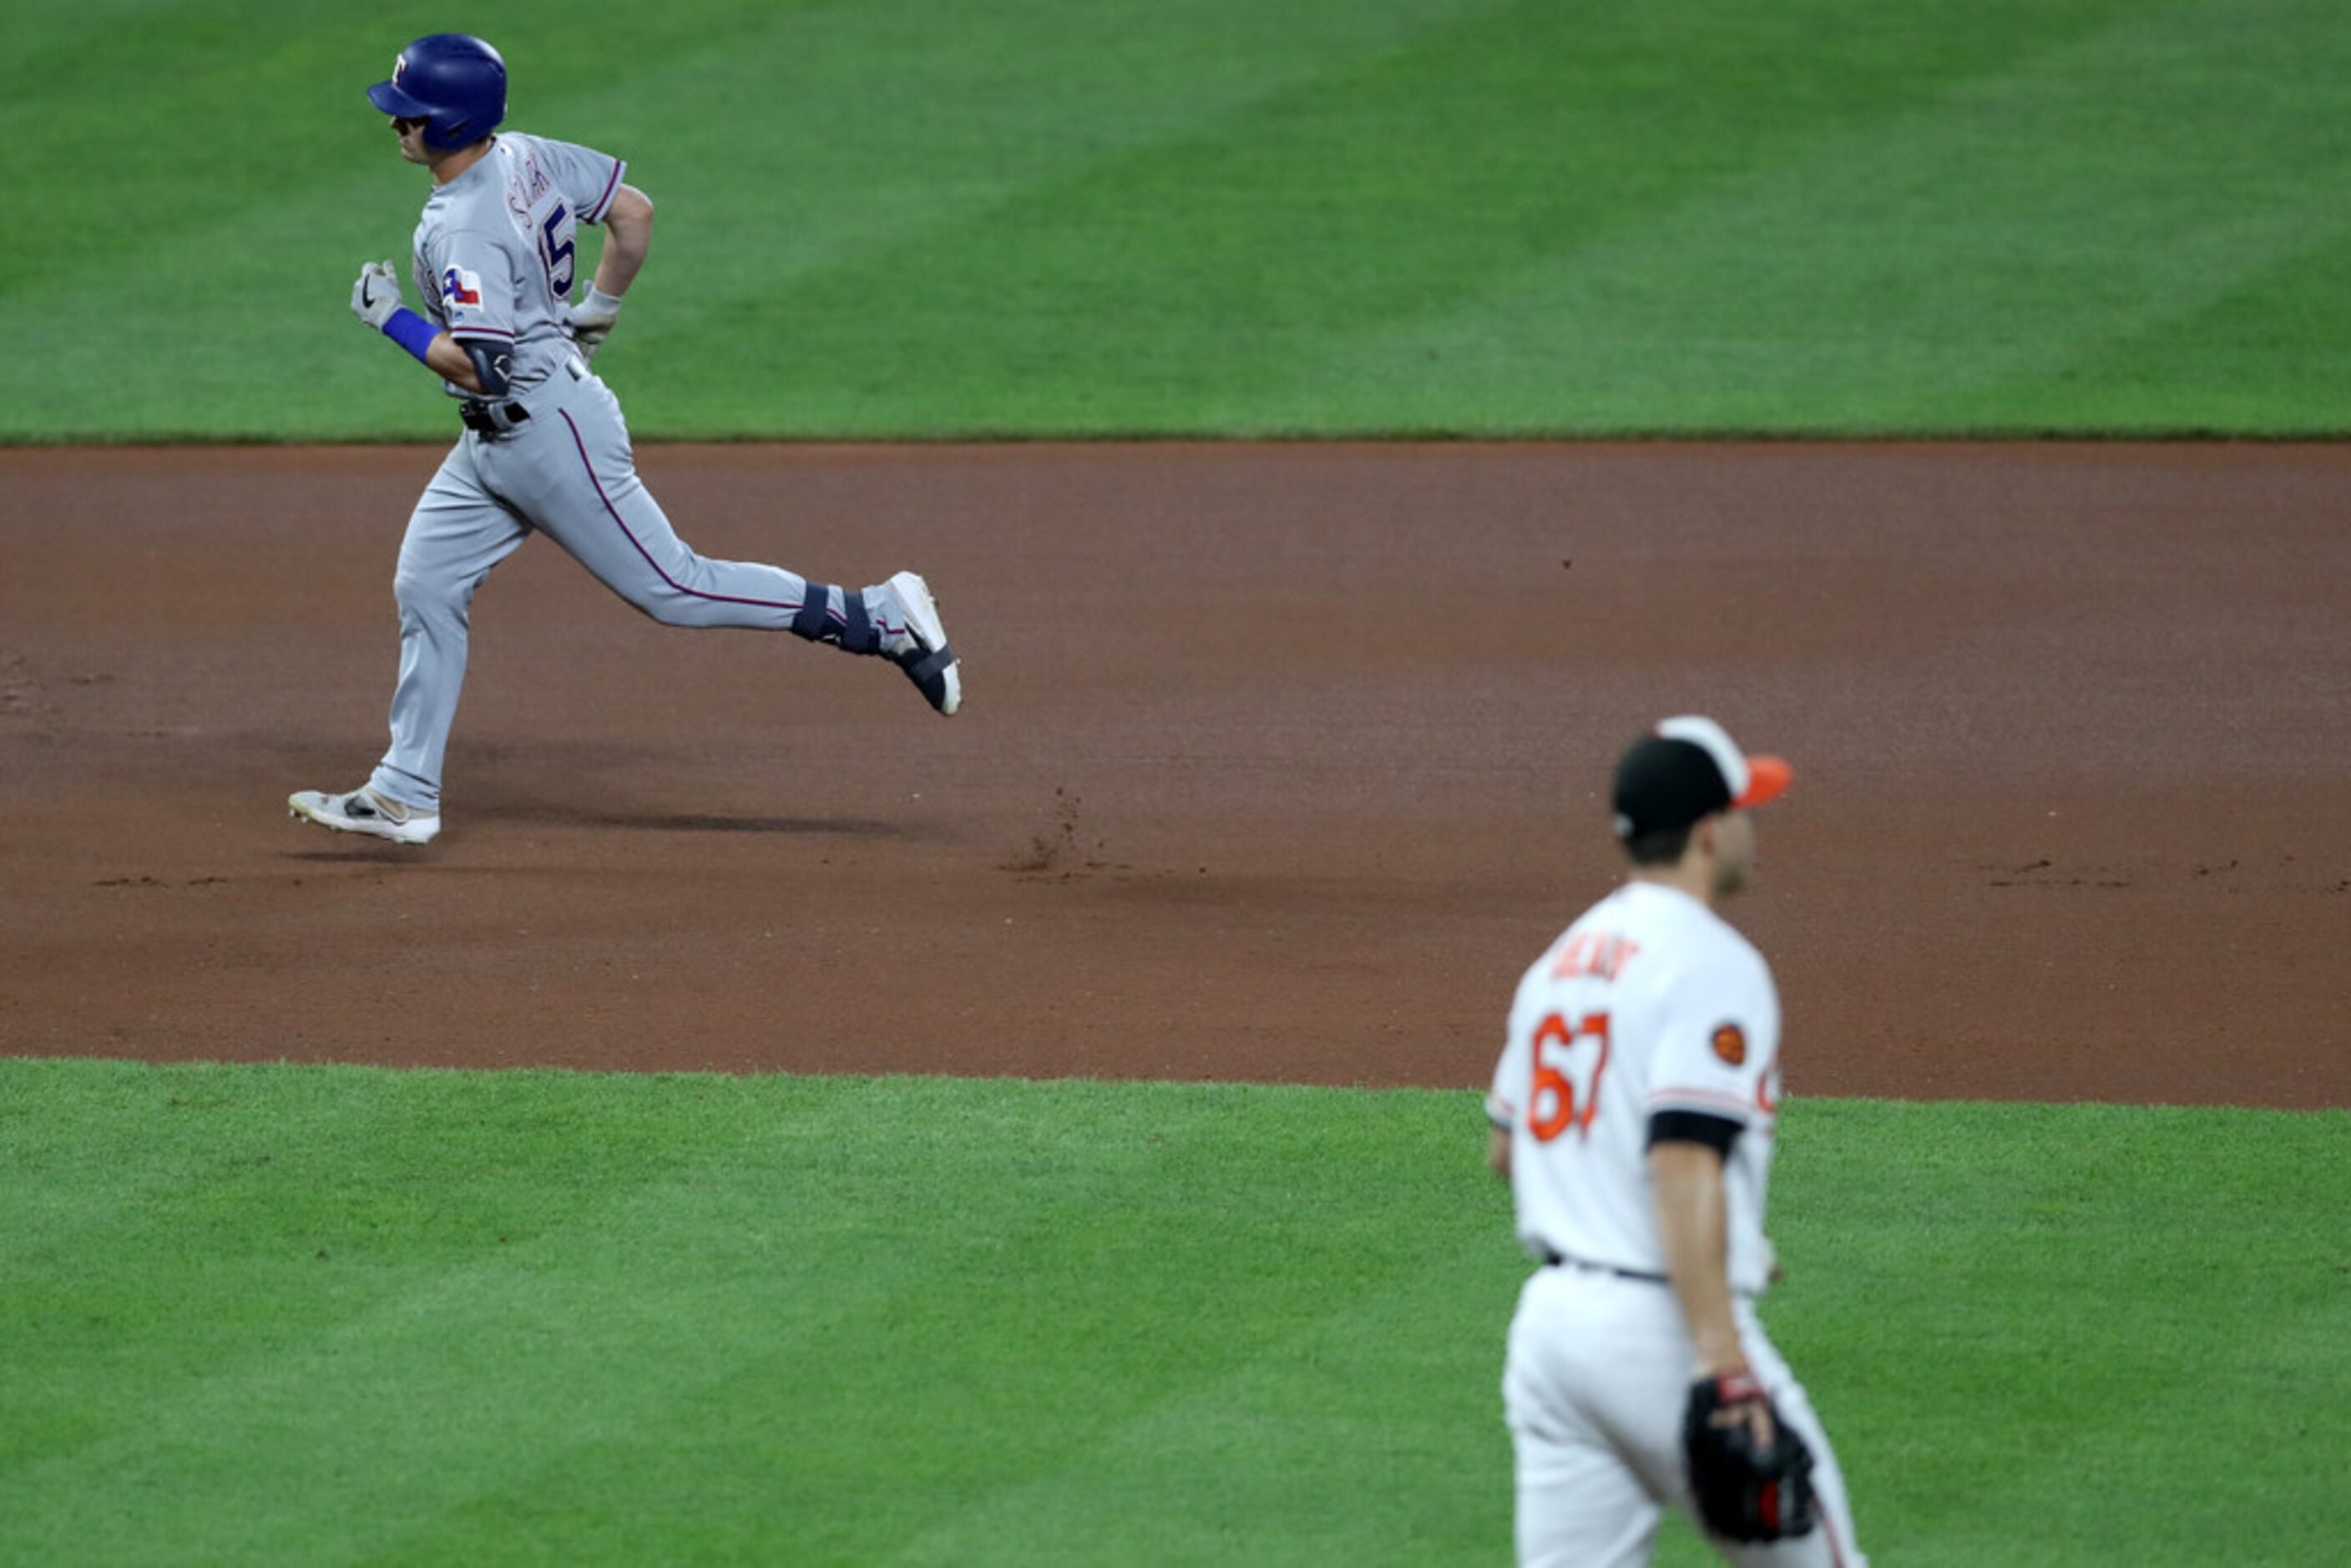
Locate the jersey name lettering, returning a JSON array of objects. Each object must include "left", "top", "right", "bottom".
[
  {"left": 505, "top": 147, "right": 556, "bottom": 225},
  {"left": 1550, "top": 931, "right": 1641, "bottom": 983}
]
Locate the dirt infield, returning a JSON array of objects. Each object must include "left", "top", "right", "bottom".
[{"left": 2, "top": 443, "right": 2343, "bottom": 1108}]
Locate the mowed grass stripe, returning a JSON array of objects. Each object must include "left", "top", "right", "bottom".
[
  {"left": 1966, "top": 219, "right": 2351, "bottom": 435},
  {"left": 0, "top": 1065, "right": 1519, "bottom": 1563},
  {"left": 1761, "top": 1101, "right": 2348, "bottom": 1565},
  {"left": 718, "top": 0, "right": 2146, "bottom": 437},
  {"left": 1270, "top": 0, "right": 2351, "bottom": 435},
  {"left": 399, "top": 1085, "right": 1507, "bottom": 1566},
  {"left": 877, "top": 1244, "right": 1511, "bottom": 1566},
  {"left": 2, "top": 0, "right": 849, "bottom": 438},
  {"left": 587, "top": 0, "right": 1515, "bottom": 430},
  {"left": 11, "top": 1, "right": 2351, "bottom": 438},
  {"left": 5, "top": 0, "right": 635, "bottom": 434},
  {"left": 1, "top": 0, "right": 1509, "bottom": 441},
  {"left": 3, "top": 1060, "right": 2345, "bottom": 1564},
  {"left": 1, "top": 0, "right": 827, "bottom": 289},
  {"left": 0, "top": 1069, "right": 855, "bottom": 1502}
]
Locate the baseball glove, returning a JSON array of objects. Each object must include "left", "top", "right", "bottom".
[{"left": 1683, "top": 1369, "right": 1818, "bottom": 1543}]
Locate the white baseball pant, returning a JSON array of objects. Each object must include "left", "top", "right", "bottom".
[{"left": 1503, "top": 1267, "right": 1866, "bottom": 1567}]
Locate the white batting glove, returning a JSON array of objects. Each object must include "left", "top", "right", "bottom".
[
  {"left": 572, "top": 285, "right": 624, "bottom": 362},
  {"left": 350, "top": 260, "right": 404, "bottom": 330}
]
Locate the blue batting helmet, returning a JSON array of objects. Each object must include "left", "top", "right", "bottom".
[{"left": 367, "top": 34, "right": 506, "bottom": 152}]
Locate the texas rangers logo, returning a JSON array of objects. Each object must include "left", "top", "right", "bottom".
[{"left": 442, "top": 266, "right": 484, "bottom": 308}]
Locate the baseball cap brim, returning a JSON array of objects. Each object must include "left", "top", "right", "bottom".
[
  {"left": 1733, "top": 755, "right": 1792, "bottom": 810},
  {"left": 367, "top": 79, "right": 432, "bottom": 119}
]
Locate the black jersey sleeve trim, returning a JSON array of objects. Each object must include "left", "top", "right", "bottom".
[{"left": 1646, "top": 1109, "right": 1741, "bottom": 1156}]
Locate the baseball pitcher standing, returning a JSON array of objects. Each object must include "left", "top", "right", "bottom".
[
  {"left": 291, "top": 34, "right": 959, "bottom": 846},
  {"left": 1487, "top": 717, "right": 1865, "bottom": 1566}
]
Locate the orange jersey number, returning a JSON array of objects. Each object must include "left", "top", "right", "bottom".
[{"left": 1529, "top": 1011, "right": 1611, "bottom": 1142}]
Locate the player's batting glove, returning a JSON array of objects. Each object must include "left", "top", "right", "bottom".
[
  {"left": 1682, "top": 1369, "right": 1818, "bottom": 1543},
  {"left": 350, "top": 260, "right": 404, "bottom": 331},
  {"left": 571, "top": 285, "right": 624, "bottom": 364}
]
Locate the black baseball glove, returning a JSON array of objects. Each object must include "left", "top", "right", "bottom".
[{"left": 1683, "top": 1369, "right": 1818, "bottom": 1542}]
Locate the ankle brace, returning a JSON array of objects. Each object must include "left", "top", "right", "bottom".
[{"left": 790, "top": 584, "right": 882, "bottom": 655}]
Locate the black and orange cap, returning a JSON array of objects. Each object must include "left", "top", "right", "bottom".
[{"left": 1611, "top": 716, "right": 1792, "bottom": 840}]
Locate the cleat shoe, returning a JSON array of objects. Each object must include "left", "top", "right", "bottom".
[
  {"left": 885, "top": 569, "right": 960, "bottom": 716},
  {"left": 288, "top": 786, "right": 440, "bottom": 846}
]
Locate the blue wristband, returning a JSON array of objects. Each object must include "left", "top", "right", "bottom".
[{"left": 381, "top": 307, "right": 440, "bottom": 367}]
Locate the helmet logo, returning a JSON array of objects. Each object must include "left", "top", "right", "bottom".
[{"left": 392, "top": 53, "right": 407, "bottom": 84}]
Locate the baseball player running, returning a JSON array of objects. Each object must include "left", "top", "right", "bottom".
[
  {"left": 1487, "top": 717, "right": 1865, "bottom": 1566},
  {"left": 291, "top": 34, "right": 958, "bottom": 847}
]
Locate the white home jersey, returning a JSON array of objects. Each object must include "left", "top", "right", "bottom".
[
  {"left": 407, "top": 131, "right": 627, "bottom": 401},
  {"left": 1489, "top": 881, "right": 1783, "bottom": 1295}
]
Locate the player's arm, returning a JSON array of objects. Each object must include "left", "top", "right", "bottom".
[
  {"left": 423, "top": 334, "right": 491, "bottom": 394},
  {"left": 348, "top": 260, "right": 504, "bottom": 396},
  {"left": 1651, "top": 1126, "right": 1746, "bottom": 1377},
  {"left": 571, "top": 185, "right": 652, "bottom": 361},
  {"left": 1656, "top": 1125, "right": 1785, "bottom": 1457},
  {"left": 592, "top": 185, "right": 654, "bottom": 296},
  {"left": 1649, "top": 963, "right": 1777, "bottom": 1379},
  {"left": 1484, "top": 1047, "right": 1522, "bottom": 1183},
  {"left": 407, "top": 326, "right": 503, "bottom": 396}
]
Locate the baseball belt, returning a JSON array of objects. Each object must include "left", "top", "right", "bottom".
[
  {"left": 458, "top": 399, "right": 530, "bottom": 436},
  {"left": 1541, "top": 1249, "right": 1671, "bottom": 1286}
]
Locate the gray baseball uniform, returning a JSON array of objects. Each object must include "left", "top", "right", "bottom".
[{"left": 365, "top": 133, "right": 940, "bottom": 813}]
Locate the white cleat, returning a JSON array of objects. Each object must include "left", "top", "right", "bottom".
[
  {"left": 886, "top": 569, "right": 960, "bottom": 716},
  {"left": 288, "top": 786, "right": 441, "bottom": 846}
]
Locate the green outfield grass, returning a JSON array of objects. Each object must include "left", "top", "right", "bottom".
[
  {"left": 8, "top": 0, "right": 2351, "bottom": 440},
  {"left": 2, "top": 1060, "right": 2342, "bottom": 1564}
]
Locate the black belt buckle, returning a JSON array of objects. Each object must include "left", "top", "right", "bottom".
[{"left": 458, "top": 400, "right": 529, "bottom": 437}]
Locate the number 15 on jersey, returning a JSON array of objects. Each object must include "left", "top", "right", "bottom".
[
  {"left": 537, "top": 201, "right": 575, "bottom": 300},
  {"left": 1529, "top": 1012, "right": 1611, "bottom": 1143}
]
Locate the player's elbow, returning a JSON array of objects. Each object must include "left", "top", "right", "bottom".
[{"left": 609, "top": 185, "right": 654, "bottom": 230}]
